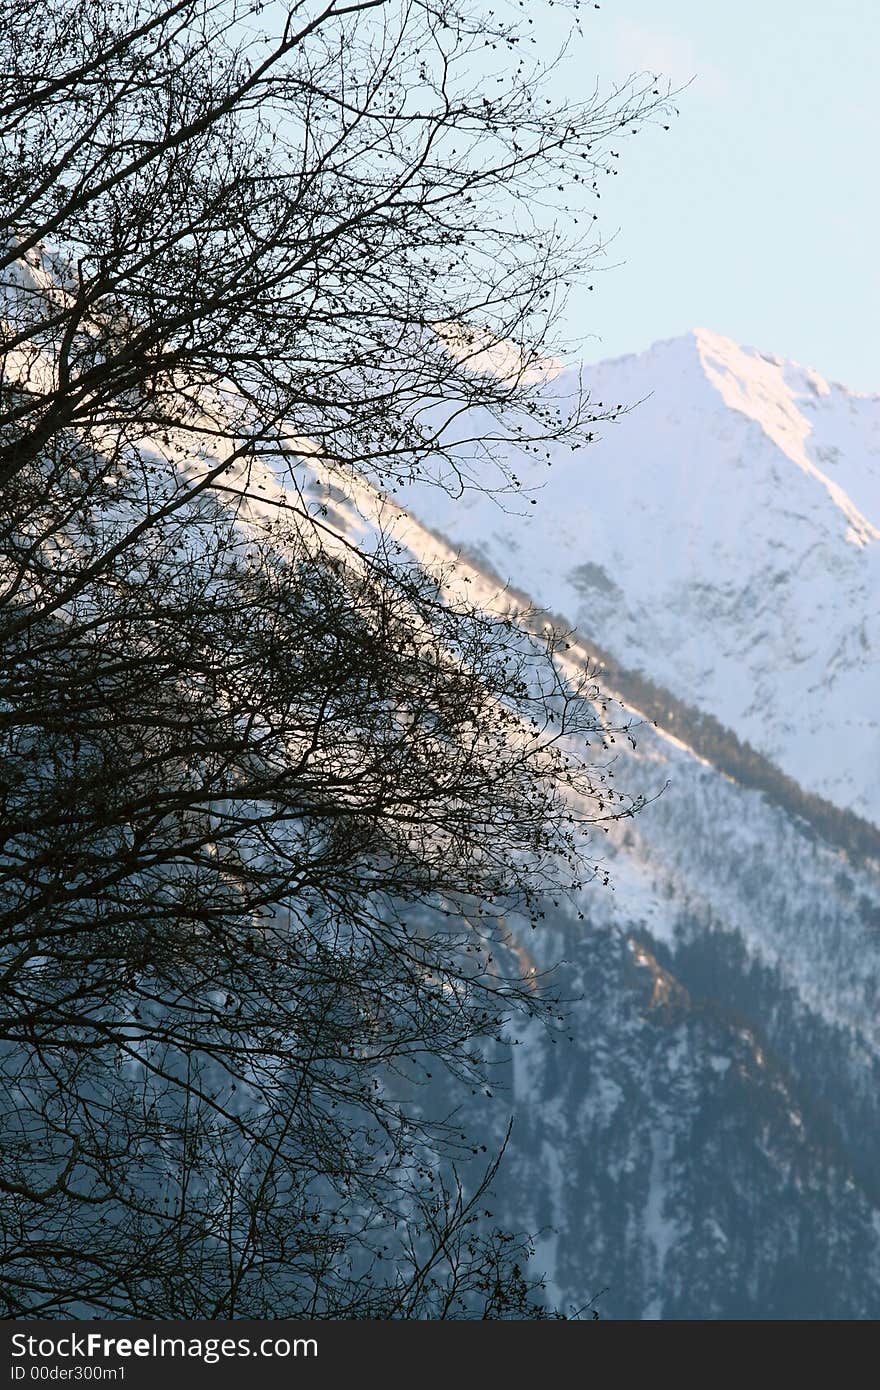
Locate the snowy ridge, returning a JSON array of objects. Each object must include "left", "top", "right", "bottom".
[{"left": 693, "top": 329, "right": 879, "bottom": 547}]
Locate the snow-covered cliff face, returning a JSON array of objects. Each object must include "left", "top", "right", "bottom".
[
  {"left": 401, "top": 329, "right": 880, "bottom": 826},
  {"left": 392, "top": 332, "right": 880, "bottom": 1317}
]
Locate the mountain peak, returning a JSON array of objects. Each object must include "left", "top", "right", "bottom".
[
  {"left": 579, "top": 326, "right": 880, "bottom": 550},
  {"left": 402, "top": 328, "right": 880, "bottom": 826},
  {"left": 594, "top": 328, "right": 871, "bottom": 404}
]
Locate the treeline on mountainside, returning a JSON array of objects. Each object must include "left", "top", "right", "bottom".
[
  {"left": 439, "top": 536, "right": 880, "bottom": 871},
  {"left": 585, "top": 640, "right": 880, "bottom": 870}
]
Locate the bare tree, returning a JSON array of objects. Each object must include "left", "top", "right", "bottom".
[{"left": 0, "top": 0, "right": 664, "bottom": 1317}]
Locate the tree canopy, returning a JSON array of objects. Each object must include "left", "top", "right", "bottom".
[{"left": 0, "top": 0, "right": 663, "bottom": 1316}]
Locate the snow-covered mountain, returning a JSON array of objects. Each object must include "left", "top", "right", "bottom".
[
  {"left": 387, "top": 331, "right": 880, "bottom": 1317},
  {"left": 400, "top": 329, "right": 880, "bottom": 826},
  {"left": 10, "top": 250, "right": 880, "bottom": 1317},
  {"left": 113, "top": 324, "right": 880, "bottom": 1317}
]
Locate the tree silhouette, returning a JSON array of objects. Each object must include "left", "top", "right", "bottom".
[{"left": 0, "top": 0, "right": 664, "bottom": 1316}]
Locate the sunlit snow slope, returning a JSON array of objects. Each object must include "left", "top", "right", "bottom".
[{"left": 401, "top": 329, "right": 880, "bottom": 825}]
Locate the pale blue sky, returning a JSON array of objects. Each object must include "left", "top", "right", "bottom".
[{"left": 552, "top": 0, "right": 879, "bottom": 391}]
